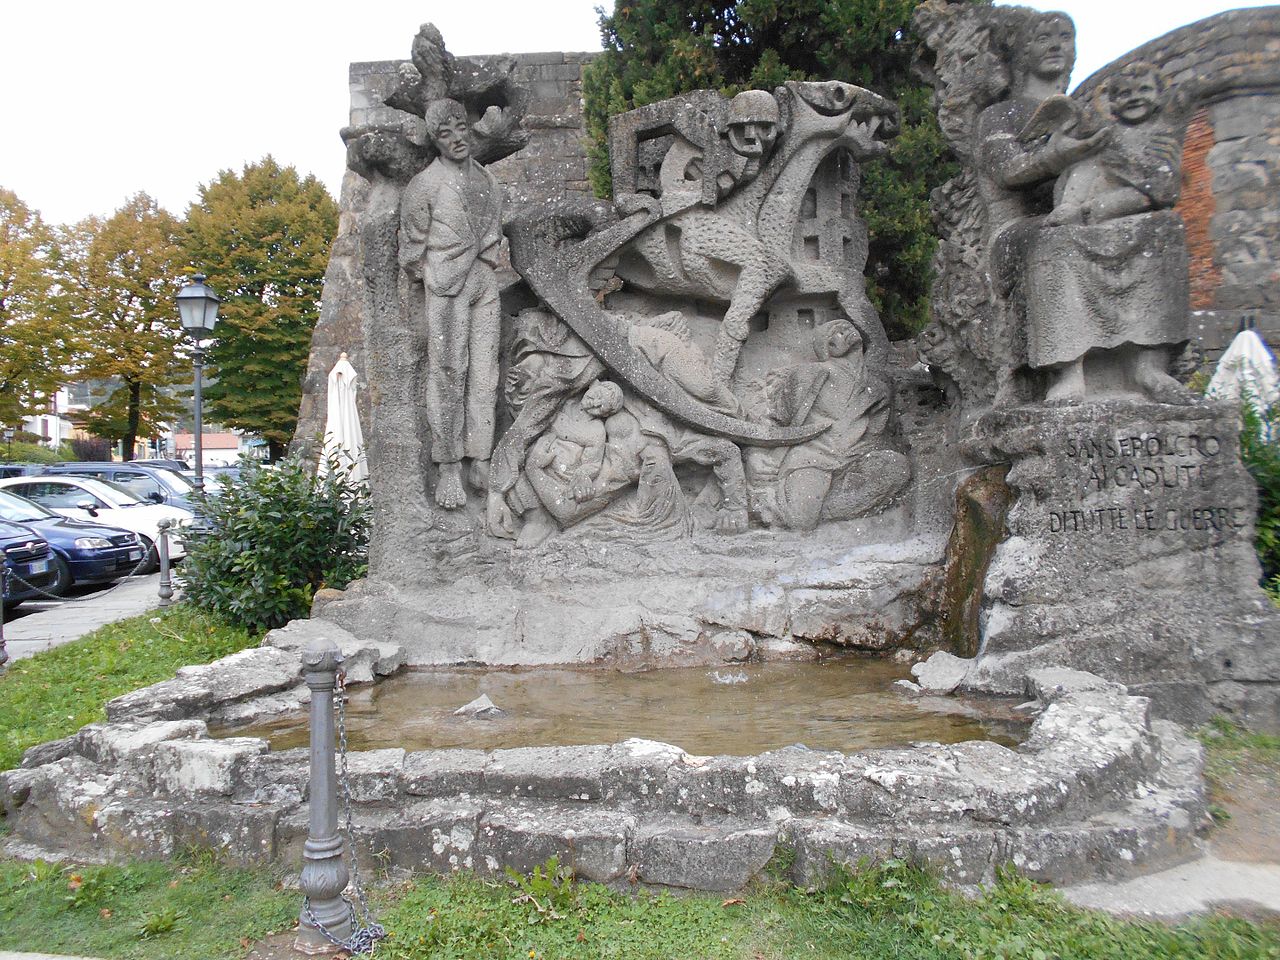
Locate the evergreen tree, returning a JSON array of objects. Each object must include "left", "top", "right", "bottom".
[
  {"left": 0, "top": 189, "right": 72, "bottom": 428},
  {"left": 184, "top": 158, "right": 338, "bottom": 461},
  {"left": 582, "top": 0, "right": 977, "bottom": 337},
  {"left": 64, "top": 194, "right": 187, "bottom": 460}
]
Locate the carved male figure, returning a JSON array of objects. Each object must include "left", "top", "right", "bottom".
[
  {"left": 1026, "top": 61, "right": 1191, "bottom": 403},
  {"left": 400, "top": 99, "right": 503, "bottom": 509},
  {"left": 747, "top": 318, "right": 909, "bottom": 531}
]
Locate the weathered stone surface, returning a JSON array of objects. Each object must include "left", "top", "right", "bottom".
[
  {"left": 476, "top": 803, "right": 634, "bottom": 882},
  {"left": 263, "top": 617, "right": 404, "bottom": 685},
  {"left": 173, "top": 803, "right": 280, "bottom": 865},
  {"left": 20, "top": 736, "right": 76, "bottom": 769},
  {"left": 74, "top": 719, "right": 208, "bottom": 766},
  {"left": 632, "top": 820, "right": 777, "bottom": 890},
  {"left": 0, "top": 767, "right": 40, "bottom": 813},
  {"left": 403, "top": 749, "right": 487, "bottom": 798},
  {"left": 484, "top": 746, "right": 609, "bottom": 801},
  {"left": 344, "top": 748, "right": 406, "bottom": 803},
  {"left": 912, "top": 651, "right": 971, "bottom": 694},
  {"left": 356, "top": 800, "right": 485, "bottom": 873},
  {"left": 962, "top": 401, "right": 1280, "bottom": 725},
  {"left": 106, "top": 647, "right": 300, "bottom": 722},
  {"left": 95, "top": 799, "right": 175, "bottom": 858},
  {"left": 232, "top": 748, "right": 309, "bottom": 805},
  {"left": 453, "top": 694, "right": 505, "bottom": 719},
  {"left": 154, "top": 738, "right": 268, "bottom": 798}
]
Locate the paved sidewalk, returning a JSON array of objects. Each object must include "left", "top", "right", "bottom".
[
  {"left": 1062, "top": 853, "right": 1280, "bottom": 920},
  {"left": 1, "top": 574, "right": 165, "bottom": 661}
]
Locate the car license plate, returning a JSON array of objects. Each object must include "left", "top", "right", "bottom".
[
  {"left": 128, "top": 549, "right": 142, "bottom": 561},
  {"left": 28, "top": 559, "right": 50, "bottom": 575}
]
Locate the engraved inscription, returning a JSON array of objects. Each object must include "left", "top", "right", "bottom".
[{"left": 1047, "top": 433, "right": 1241, "bottom": 537}]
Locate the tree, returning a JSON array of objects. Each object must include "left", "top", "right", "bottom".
[
  {"left": 0, "top": 189, "right": 72, "bottom": 427},
  {"left": 184, "top": 158, "right": 338, "bottom": 461},
  {"left": 581, "top": 0, "right": 978, "bottom": 338},
  {"left": 63, "top": 194, "right": 188, "bottom": 459}
]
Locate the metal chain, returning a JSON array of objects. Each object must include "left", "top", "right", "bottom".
[
  {"left": 302, "top": 670, "right": 386, "bottom": 956},
  {"left": 4, "top": 541, "right": 158, "bottom": 604}
]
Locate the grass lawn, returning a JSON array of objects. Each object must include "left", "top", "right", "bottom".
[
  {"left": 0, "top": 603, "right": 257, "bottom": 770},
  {"left": 0, "top": 854, "right": 1277, "bottom": 960}
]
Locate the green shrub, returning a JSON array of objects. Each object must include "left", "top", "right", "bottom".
[
  {"left": 1239, "top": 402, "right": 1280, "bottom": 598},
  {"left": 0, "top": 439, "right": 70, "bottom": 464},
  {"left": 180, "top": 456, "right": 369, "bottom": 633}
]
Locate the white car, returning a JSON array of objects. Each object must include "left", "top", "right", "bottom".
[{"left": 0, "top": 475, "right": 193, "bottom": 571}]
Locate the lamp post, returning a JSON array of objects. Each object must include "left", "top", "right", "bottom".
[
  {"left": 176, "top": 273, "right": 220, "bottom": 492},
  {"left": 2, "top": 427, "right": 12, "bottom": 460}
]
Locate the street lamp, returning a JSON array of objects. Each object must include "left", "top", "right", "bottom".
[
  {"left": 176, "top": 273, "right": 220, "bottom": 492},
  {"left": 2, "top": 427, "right": 12, "bottom": 460}
]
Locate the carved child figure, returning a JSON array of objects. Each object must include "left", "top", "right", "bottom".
[{"left": 400, "top": 98, "right": 503, "bottom": 509}]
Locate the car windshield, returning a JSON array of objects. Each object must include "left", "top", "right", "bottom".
[
  {"left": 153, "top": 469, "right": 195, "bottom": 493},
  {"left": 60, "top": 476, "right": 147, "bottom": 507},
  {"left": 0, "top": 489, "right": 54, "bottom": 523}
]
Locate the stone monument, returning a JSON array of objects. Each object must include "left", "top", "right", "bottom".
[
  {"left": 291, "top": 15, "right": 1279, "bottom": 729},
  {"left": 910, "top": 1, "right": 1280, "bottom": 727}
]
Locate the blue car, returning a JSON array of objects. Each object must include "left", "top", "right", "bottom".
[
  {"left": 0, "top": 518, "right": 56, "bottom": 608},
  {"left": 0, "top": 489, "right": 145, "bottom": 596}
]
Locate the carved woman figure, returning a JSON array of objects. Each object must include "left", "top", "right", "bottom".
[
  {"left": 1024, "top": 61, "right": 1192, "bottom": 403},
  {"left": 973, "top": 11, "right": 1110, "bottom": 399}
]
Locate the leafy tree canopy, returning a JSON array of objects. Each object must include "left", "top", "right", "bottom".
[
  {"left": 582, "top": 0, "right": 980, "bottom": 337},
  {"left": 184, "top": 157, "right": 338, "bottom": 461},
  {"left": 63, "top": 193, "right": 187, "bottom": 459},
  {"left": 0, "top": 189, "right": 72, "bottom": 427}
]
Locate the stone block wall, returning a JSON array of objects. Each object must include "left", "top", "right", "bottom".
[
  {"left": 1077, "top": 7, "right": 1280, "bottom": 361},
  {"left": 488, "top": 52, "right": 597, "bottom": 206}
]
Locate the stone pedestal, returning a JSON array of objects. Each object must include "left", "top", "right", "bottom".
[{"left": 962, "top": 400, "right": 1280, "bottom": 727}]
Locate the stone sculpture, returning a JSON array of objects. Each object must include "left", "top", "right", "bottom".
[
  {"left": 400, "top": 99, "right": 504, "bottom": 509},
  {"left": 1025, "top": 61, "right": 1191, "bottom": 403},
  {"left": 745, "top": 318, "right": 911, "bottom": 531},
  {"left": 489, "top": 79, "right": 907, "bottom": 546},
  {"left": 915, "top": 3, "right": 1192, "bottom": 409}
]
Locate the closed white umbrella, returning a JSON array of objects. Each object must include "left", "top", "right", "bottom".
[
  {"left": 1207, "top": 329, "right": 1280, "bottom": 423},
  {"left": 319, "top": 352, "right": 367, "bottom": 484}
]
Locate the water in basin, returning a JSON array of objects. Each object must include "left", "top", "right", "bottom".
[{"left": 226, "top": 656, "right": 1028, "bottom": 756}]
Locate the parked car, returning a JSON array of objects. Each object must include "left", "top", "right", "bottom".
[
  {"left": 0, "top": 490, "right": 146, "bottom": 594},
  {"left": 0, "top": 475, "right": 192, "bottom": 573},
  {"left": 42, "top": 462, "right": 198, "bottom": 509},
  {"left": 131, "top": 458, "right": 193, "bottom": 474},
  {"left": 0, "top": 463, "right": 50, "bottom": 479},
  {"left": 0, "top": 518, "right": 56, "bottom": 608}
]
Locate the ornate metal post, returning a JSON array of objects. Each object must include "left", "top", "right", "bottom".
[
  {"left": 0, "top": 565, "right": 10, "bottom": 669},
  {"left": 192, "top": 342, "right": 206, "bottom": 493},
  {"left": 156, "top": 519, "right": 173, "bottom": 605},
  {"left": 295, "top": 633, "right": 352, "bottom": 954}
]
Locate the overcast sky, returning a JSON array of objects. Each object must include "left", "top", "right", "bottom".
[{"left": 0, "top": 1, "right": 1262, "bottom": 225}]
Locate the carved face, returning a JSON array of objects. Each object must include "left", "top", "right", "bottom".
[
  {"left": 726, "top": 91, "right": 781, "bottom": 160},
  {"left": 825, "top": 321, "right": 862, "bottom": 359},
  {"left": 431, "top": 116, "right": 471, "bottom": 162},
  {"left": 1028, "top": 17, "right": 1075, "bottom": 82},
  {"left": 1109, "top": 70, "right": 1161, "bottom": 125},
  {"left": 581, "top": 382, "right": 623, "bottom": 418}
]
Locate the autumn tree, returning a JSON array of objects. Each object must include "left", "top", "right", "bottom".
[
  {"left": 0, "top": 189, "right": 72, "bottom": 428},
  {"left": 64, "top": 193, "right": 188, "bottom": 459},
  {"left": 184, "top": 158, "right": 338, "bottom": 461},
  {"left": 582, "top": 0, "right": 980, "bottom": 337}
]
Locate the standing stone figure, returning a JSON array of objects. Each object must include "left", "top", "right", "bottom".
[
  {"left": 400, "top": 99, "right": 503, "bottom": 509},
  {"left": 973, "top": 10, "right": 1109, "bottom": 402},
  {"left": 1024, "top": 61, "right": 1192, "bottom": 402}
]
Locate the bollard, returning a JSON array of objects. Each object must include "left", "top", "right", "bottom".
[
  {"left": 295, "top": 633, "right": 353, "bottom": 954},
  {"left": 156, "top": 519, "right": 173, "bottom": 606},
  {"left": 0, "top": 565, "right": 9, "bottom": 669}
]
